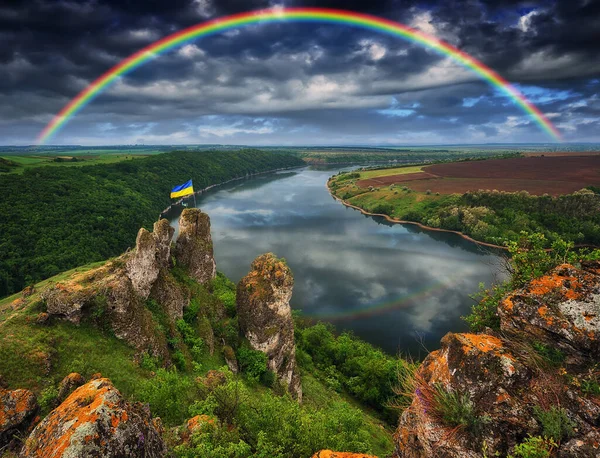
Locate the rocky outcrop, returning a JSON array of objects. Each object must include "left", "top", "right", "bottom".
[
  {"left": 20, "top": 378, "right": 166, "bottom": 458},
  {"left": 237, "top": 253, "right": 302, "bottom": 400},
  {"left": 126, "top": 219, "right": 174, "bottom": 299},
  {"left": 39, "top": 211, "right": 219, "bottom": 365},
  {"left": 0, "top": 386, "right": 38, "bottom": 451},
  {"left": 174, "top": 208, "right": 216, "bottom": 285},
  {"left": 394, "top": 263, "right": 600, "bottom": 458}
]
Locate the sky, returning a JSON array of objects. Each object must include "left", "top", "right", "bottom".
[{"left": 1, "top": 0, "right": 599, "bottom": 145}]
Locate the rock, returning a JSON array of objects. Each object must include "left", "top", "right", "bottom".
[
  {"left": 56, "top": 373, "right": 85, "bottom": 404},
  {"left": 90, "top": 373, "right": 103, "bottom": 381},
  {"left": 181, "top": 415, "right": 215, "bottom": 442},
  {"left": 559, "top": 430, "right": 600, "bottom": 457},
  {"left": 105, "top": 275, "right": 170, "bottom": 362},
  {"left": 0, "top": 387, "right": 38, "bottom": 451},
  {"left": 237, "top": 253, "right": 302, "bottom": 400},
  {"left": 22, "top": 285, "right": 35, "bottom": 297},
  {"left": 394, "top": 264, "right": 600, "bottom": 458},
  {"left": 394, "top": 332, "right": 532, "bottom": 458},
  {"left": 150, "top": 270, "right": 190, "bottom": 321},
  {"left": 312, "top": 452, "right": 378, "bottom": 458},
  {"left": 499, "top": 264, "right": 600, "bottom": 364},
  {"left": 174, "top": 208, "right": 216, "bottom": 285},
  {"left": 34, "top": 312, "right": 49, "bottom": 325},
  {"left": 200, "top": 370, "right": 227, "bottom": 391},
  {"left": 20, "top": 378, "right": 166, "bottom": 458},
  {"left": 126, "top": 219, "right": 174, "bottom": 299},
  {"left": 223, "top": 345, "right": 239, "bottom": 374},
  {"left": 41, "top": 283, "right": 94, "bottom": 324}
]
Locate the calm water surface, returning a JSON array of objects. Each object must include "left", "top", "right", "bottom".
[{"left": 169, "top": 166, "right": 505, "bottom": 356}]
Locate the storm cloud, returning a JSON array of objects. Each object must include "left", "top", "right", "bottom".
[{"left": 0, "top": 0, "right": 598, "bottom": 144}]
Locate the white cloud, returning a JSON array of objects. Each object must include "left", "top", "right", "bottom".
[{"left": 517, "top": 10, "right": 539, "bottom": 33}]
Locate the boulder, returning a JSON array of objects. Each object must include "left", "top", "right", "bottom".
[
  {"left": 174, "top": 208, "right": 216, "bottom": 285},
  {"left": 0, "top": 387, "right": 38, "bottom": 451},
  {"left": 394, "top": 332, "right": 533, "bottom": 458},
  {"left": 20, "top": 378, "right": 166, "bottom": 458},
  {"left": 41, "top": 283, "right": 94, "bottom": 324},
  {"left": 126, "top": 219, "right": 174, "bottom": 299},
  {"left": 56, "top": 372, "right": 86, "bottom": 404},
  {"left": 237, "top": 253, "right": 302, "bottom": 400}
]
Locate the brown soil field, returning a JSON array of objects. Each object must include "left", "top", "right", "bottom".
[
  {"left": 357, "top": 156, "right": 600, "bottom": 196},
  {"left": 523, "top": 151, "right": 600, "bottom": 157}
]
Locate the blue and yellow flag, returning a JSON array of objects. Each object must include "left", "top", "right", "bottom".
[{"left": 170, "top": 179, "right": 194, "bottom": 198}]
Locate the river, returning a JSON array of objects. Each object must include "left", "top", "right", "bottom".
[{"left": 168, "top": 166, "right": 505, "bottom": 357}]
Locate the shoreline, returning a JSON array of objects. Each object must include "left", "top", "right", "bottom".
[
  {"left": 326, "top": 178, "right": 509, "bottom": 251},
  {"left": 159, "top": 165, "right": 303, "bottom": 218}
]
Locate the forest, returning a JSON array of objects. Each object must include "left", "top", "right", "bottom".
[{"left": 0, "top": 149, "right": 303, "bottom": 297}]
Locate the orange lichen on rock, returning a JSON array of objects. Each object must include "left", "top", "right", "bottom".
[
  {"left": 312, "top": 451, "right": 378, "bottom": 458},
  {"left": 458, "top": 333, "right": 504, "bottom": 354},
  {"left": 501, "top": 296, "right": 514, "bottom": 312},
  {"left": 0, "top": 387, "right": 38, "bottom": 451},
  {"left": 20, "top": 378, "right": 166, "bottom": 458},
  {"left": 528, "top": 270, "right": 582, "bottom": 301}
]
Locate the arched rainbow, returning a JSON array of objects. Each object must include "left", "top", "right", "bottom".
[{"left": 37, "top": 7, "right": 562, "bottom": 144}]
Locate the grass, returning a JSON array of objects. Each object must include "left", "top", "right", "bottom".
[{"left": 358, "top": 165, "right": 425, "bottom": 179}]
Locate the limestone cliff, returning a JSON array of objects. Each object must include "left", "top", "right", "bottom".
[
  {"left": 394, "top": 262, "right": 600, "bottom": 458},
  {"left": 174, "top": 208, "right": 216, "bottom": 285},
  {"left": 236, "top": 253, "right": 302, "bottom": 400}
]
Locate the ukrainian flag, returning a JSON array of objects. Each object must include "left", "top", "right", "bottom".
[{"left": 170, "top": 179, "right": 194, "bottom": 198}]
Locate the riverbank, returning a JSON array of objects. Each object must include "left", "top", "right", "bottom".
[{"left": 326, "top": 178, "right": 509, "bottom": 251}]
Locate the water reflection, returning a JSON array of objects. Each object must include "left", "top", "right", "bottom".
[{"left": 169, "top": 167, "right": 505, "bottom": 357}]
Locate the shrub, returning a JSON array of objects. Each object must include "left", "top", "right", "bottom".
[
  {"left": 236, "top": 346, "right": 268, "bottom": 382},
  {"left": 533, "top": 405, "right": 575, "bottom": 442},
  {"left": 509, "top": 435, "right": 556, "bottom": 458},
  {"left": 463, "top": 282, "right": 509, "bottom": 332},
  {"left": 138, "top": 368, "right": 196, "bottom": 425},
  {"left": 39, "top": 385, "right": 59, "bottom": 413}
]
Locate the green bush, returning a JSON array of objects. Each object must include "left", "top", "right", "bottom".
[
  {"left": 464, "top": 282, "right": 509, "bottom": 332},
  {"left": 138, "top": 368, "right": 196, "bottom": 425},
  {"left": 236, "top": 345, "right": 268, "bottom": 382},
  {"left": 295, "top": 322, "right": 405, "bottom": 423},
  {"left": 533, "top": 406, "right": 575, "bottom": 442},
  {"left": 39, "top": 385, "right": 59, "bottom": 413},
  {"left": 211, "top": 273, "right": 237, "bottom": 317},
  {"left": 509, "top": 435, "right": 556, "bottom": 458}
]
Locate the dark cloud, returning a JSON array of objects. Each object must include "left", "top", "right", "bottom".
[{"left": 0, "top": 0, "right": 598, "bottom": 144}]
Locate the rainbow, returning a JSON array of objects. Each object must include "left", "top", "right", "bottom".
[
  {"left": 307, "top": 268, "right": 468, "bottom": 322},
  {"left": 37, "top": 7, "right": 562, "bottom": 144}
]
